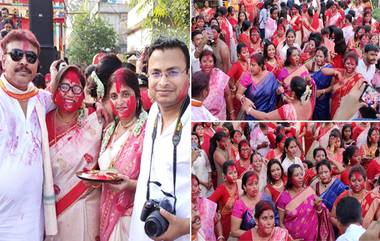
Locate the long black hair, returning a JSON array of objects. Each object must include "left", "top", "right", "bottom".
[
  {"left": 209, "top": 131, "right": 228, "bottom": 171},
  {"left": 281, "top": 137, "right": 297, "bottom": 161}
]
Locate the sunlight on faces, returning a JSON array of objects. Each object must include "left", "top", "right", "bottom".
[
  {"left": 349, "top": 172, "right": 365, "bottom": 193},
  {"left": 252, "top": 153, "right": 263, "bottom": 173},
  {"left": 200, "top": 54, "right": 214, "bottom": 73},
  {"left": 286, "top": 32, "right": 296, "bottom": 46},
  {"left": 250, "top": 59, "right": 262, "bottom": 76},
  {"left": 256, "top": 210, "right": 275, "bottom": 236},
  {"left": 291, "top": 167, "right": 304, "bottom": 188},
  {"left": 191, "top": 176, "right": 201, "bottom": 199},
  {"left": 2, "top": 40, "right": 38, "bottom": 90},
  {"left": 314, "top": 50, "right": 326, "bottom": 66},
  {"left": 290, "top": 49, "right": 300, "bottom": 66},
  {"left": 314, "top": 150, "right": 326, "bottom": 162},
  {"left": 286, "top": 140, "right": 298, "bottom": 158},
  {"left": 245, "top": 174, "right": 259, "bottom": 197},
  {"left": 225, "top": 166, "right": 238, "bottom": 184},
  {"left": 344, "top": 57, "right": 357, "bottom": 74},
  {"left": 270, "top": 163, "right": 282, "bottom": 181},
  {"left": 54, "top": 71, "right": 84, "bottom": 113},
  {"left": 317, "top": 165, "right": 332, "bottom": 184},
  {"left": 267, "top": 44, "right": 276, "bottom": 59},
  {"left": 239, "top": 143, "right": 251, "bottom": 160},
  {"left": 195, "top": 125, "right": 204, "bottom": 137},
  {"left": 217, "top": 136, "right": 228, "bottom": 150},
  {"left": 109, "top": 81, "right": 136, "bottom": 121},
  {"left": 148, "top": 48, "right": 189, "bottom": 109}
]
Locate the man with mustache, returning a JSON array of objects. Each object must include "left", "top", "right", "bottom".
[
  {"left": 356, "top": 44, "right": 379, "bottom": 84},
  {"left": 0, "top": 29, "right": 59, "bottom": 241},
  {"left": 129, "top": 37, "right": 190, "bottom": 241}
]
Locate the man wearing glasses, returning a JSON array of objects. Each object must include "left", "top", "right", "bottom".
[
  {"left": 0, "top": 29, "right": 57, "bottom": 241},
  {"left": 129, "top": 37, "right": 190, "bottom": 241}
]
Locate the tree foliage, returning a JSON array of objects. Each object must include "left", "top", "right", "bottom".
[
  {"left": 128, "top": 0, "right": 190, "bottom": 44},
  {"left": 68, "top": 11, "right": 117, "bottom": 66}
]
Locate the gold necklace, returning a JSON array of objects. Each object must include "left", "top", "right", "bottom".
[{"left": 55, "top": 109, "right": 78, "bottom": 125}]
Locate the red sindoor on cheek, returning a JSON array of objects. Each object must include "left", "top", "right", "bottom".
[
  {"left": 118, "top": 95, "right": 137, "bottom": 120},
  {"left": 54, "top": 91, "right": 84, "bottom": 113}
]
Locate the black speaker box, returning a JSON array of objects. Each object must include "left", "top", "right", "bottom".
[
  {"left": 29, "top": 0, "right": 53, "bottom": 46},
  {"left": 38, "top": 46, "right": 57, "bottom": 75}
]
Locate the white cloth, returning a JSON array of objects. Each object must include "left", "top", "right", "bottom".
[
  {"left": 0, "top": 86, "right": 54, "bottom": 241},
  {"left": 336, "top": 224, "right": 366, "bottom": 241},
  {"left": 192, "top": 150, "right": 214, "bottom": 197},
  {"left": 342, "top": 25, "right": 354, "bottom": 45},
  {"left": 357, "top": 59, "right": 376, "bottom": 84},
  {"left": 129, "top": 102, "right": 191, "bottom": 241},
  {"left": 192, "top": 102, "right": 218, "bottom": 121},
  {"left": 259, "top": 8, "right": 268, "bottom": 29},
  {"left": 250, "top": 124, "right": 270, "bottom": 157},
  {"left": 281, "top": 156, "right": 303, "bottom": 175},
  {"left": 279, "top": 43, "right": 301, "bottom": 61}
]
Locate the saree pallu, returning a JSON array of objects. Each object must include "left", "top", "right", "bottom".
[
  {"left": 265, "top": 57, "right": 283, "bottom": 78},
  {"left": 197, "top": 197, "right": 217, "bottom": 241},
  {"left": 277, "top": 65, "right": 309, "bottom": 96},
  {"left": 242, "top": 72, "right": 279, "bottom": 120},
  {"left": 330, "top": 72, "right": 363, "bottom": 119},
  {"left": 99, "top": 112, "right": 147, "bottom": 241},
  {"left": 290, "top": 15, "right": 303, "bottom": 46},
  {"left": 317, "top": 178, "right": 348, "bottom": 211},
  {"left": 49, "top": 112, "right": 103, "bottom": 241},
  {"left": 277, "top": 187, "right": 321, "bottom": 241},
  {"left": 203, "top": 68, "right": 230, "bottom": 120},
  {"left": 311, "top": 64, "right": 333, "bottom": 120},
  {"left": 334, "top": 190, "right": 380, "bottom": 228}
]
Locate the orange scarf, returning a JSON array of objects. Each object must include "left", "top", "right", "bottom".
[{"left": 0, "top": 75, "right": 38, "bottom": 101}]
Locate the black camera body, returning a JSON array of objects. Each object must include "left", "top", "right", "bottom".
[{"left": 140, "top": 198, "right": 175, "bottom": 237}]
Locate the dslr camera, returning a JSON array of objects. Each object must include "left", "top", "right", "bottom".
[{"left": 140, "top": 198, "right": 175, "bottom": 237}]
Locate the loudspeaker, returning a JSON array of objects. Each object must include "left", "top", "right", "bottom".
[
  {"left": 29, "top": 0, "right": 53, "bottom": 46},
  {"left": 38, "top": 46, "right": 57, "bottom": 76}
]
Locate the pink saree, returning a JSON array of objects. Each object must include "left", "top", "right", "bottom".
[
  {"left": 203, "top": 68, "right": 230, "bottom": 120},
  {"left": 99, "top": 112, "right": 147, "bottom": 241},
  {"left": 49, "top": 111, "right": 103, "bottom": 241},
  {"left": 277, "top": 187, "right": 334, "bottom": 241},
  {"left": 197, "top": 197, "right": 217, "bottom": 241}
]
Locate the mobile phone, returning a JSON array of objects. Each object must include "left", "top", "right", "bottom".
[
  {"left": 192, "top": 143, "right": 199, "bottom": 151},
  {"left": 359, "top": 84, "right": 380, "bottom": 106}
]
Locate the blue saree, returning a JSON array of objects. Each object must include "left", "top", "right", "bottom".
[
  {"left": 317, "top": 178, "right": 348, "bottom": 211},
  {"left": 312, "top": 64, "right": 333, "bottom": 120}
]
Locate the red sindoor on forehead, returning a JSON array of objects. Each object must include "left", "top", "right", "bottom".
[{"left": 63, "top": 69, "right": 81, "bottom": 84}]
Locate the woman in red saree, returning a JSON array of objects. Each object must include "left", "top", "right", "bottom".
[
  {"left": 97, "top": 68, "right": 147, "bottom": 241},
  {"left": 266, "top": 134, "right": 285, "bottom": 161},
  {"left": 302, "top": 3, "right": 323, "bottom": 42},
  {"left": 359, "top": 127, "right": 380, "bottom": 160},
  {"left": 235, "top": 140, "right": 254, "bottom": 178},
  {"left": 289, "top": 5, "right": 303, "bottom": 46},
  {"left": 230, "top": 129, "right": 243, "bottom": 161},
  {"left": 264, "top": 41, "right": 283, "bottom": 78},
  {"left": 264, "top": 159, "right": 286, "bottom": 203},
  {"left": 209, "top": 161, "right": 239, "bottom": 240},
  {"left": 325, "top": 2, "right": 344, "bottom": 28},
  {"left": 46, "top": 66, "right": 103, "bottom": 241},
  {"left": 321, "top": 52, "right": 366, "bottom": 120},
  {"left": 239, "top": 201, "right": 291, "bottom": 241},
  {"left": 331, "top": 165, "right": 380, "bottom": 229}
]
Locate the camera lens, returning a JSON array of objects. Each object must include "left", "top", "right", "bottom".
[{"left": 144, "top": 212, "right": 169, "bottom": 237}]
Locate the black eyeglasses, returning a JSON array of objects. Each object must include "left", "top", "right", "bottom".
[
  {"left": 6, "top": 48, "right": 38, "bottom": 64},
  {"left": 58, "top": 83, "right": 83, "bottom": 95}
]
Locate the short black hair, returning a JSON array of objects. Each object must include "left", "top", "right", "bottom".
[
  {"left": 349, "top": 165, "right": 367, "bottom": 180},
  {"left": 343, "top": 145, "right": 358, "bottom": 165},
  {"left": 364, "top": 44, "right": 380, "bottom": 53},
  {"left": 313, "top": 147, "right": 327, "bottom": 159},
  {"left": 237, "top": 42, "right": 247, "bottom": 54},
  {"left": 191, "top": 71, "right": 210, "bottom": 98},
  {"left": 148, "top": 37, "right": 190, "bottom": 72},
  {"left": 336, "top": 196, "right": 362, "bottom": 226},
  {"left": 222, "top": 160, "right": 236, "bottom": 175},
  {"left": 316, "top": 159, "right": 332, "bottom": 173},
  {"left": 344, "top": 51, "right": 359, "bottom": 66},
  {"left": 192, "top": 29, "right": 203, "bottom": 41}
]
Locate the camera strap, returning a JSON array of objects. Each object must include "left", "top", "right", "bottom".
[{"left": 146, "top": 96, "right": 190, "bottom": 215}]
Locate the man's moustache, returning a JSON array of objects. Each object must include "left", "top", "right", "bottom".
[{"left": 15, "top": 66, "right": 32, "bottom": 74}]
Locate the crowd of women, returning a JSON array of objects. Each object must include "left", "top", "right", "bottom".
[
  {"left": 41, "top": 49, "right": 152, "bottom": 241},
  {"left": 191, "top": 121, "right": 380, "bottom": 240},
  {"left": 191, "top": 0, "right": 380, "bottom": 120}
]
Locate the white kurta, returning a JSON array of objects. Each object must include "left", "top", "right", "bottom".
[
  {"left": 0, "top": 85, "right": 53, "bottom": 241},
  {"left": 129, "top": 102, "right": 191, "bottom": 241}
]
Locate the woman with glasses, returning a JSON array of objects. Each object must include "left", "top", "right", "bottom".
[
  {"left": 46, "top": 65, "right": 104, "bottom": 241},
  {"left": 97, "top": 67, "right": 147, "bottom": 241}
]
